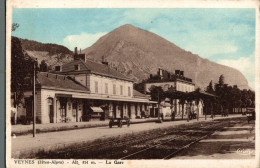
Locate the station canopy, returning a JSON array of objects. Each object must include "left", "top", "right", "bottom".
[
  {"left": 165, "top": 90, "right": 217, "bottom": 100},
  {"left": 90, "top": 107, "right": 104, "bottom": 113},
  {"left": 160, "top": 102, "right": 171, "bottom": 107}
]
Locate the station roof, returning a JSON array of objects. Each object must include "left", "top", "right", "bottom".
[
  {"left": 133, "top": 90, "right": 150, "bottom": 99},
  {"left": 165, "top": 90, "right": 217, "bottom": 99},
  {"left": 36, "top": 72, "right": 89, "bottom": 92},
  {"left": 195, "top": 90, "right": 217, "bottom": 97},
  {"left": 60, "top": 59, "right": 133, "bottom": 82}
]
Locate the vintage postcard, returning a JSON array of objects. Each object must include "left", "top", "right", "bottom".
[{"left": 5, "top": 0, "right": 259, "bottom": 168}]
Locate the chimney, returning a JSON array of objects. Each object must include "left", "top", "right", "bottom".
[
  {"left": 175, "top": 70, "right": 180, "bottom": 75},
  {"left": 180, "top": 71, "right": 184, "bottom": 76},
  {"left": 158, "top": 68, "right": 163, "bottom": 76},
  {"left": 74, "top": 47, "right": 79, "bottom": 60},
  {"left": 80, "top": 48, "right": 81, "bottom": 54}
]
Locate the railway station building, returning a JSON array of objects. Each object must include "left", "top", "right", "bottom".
[
  {"left": 12, "top": 48, "right": 156, "bottom": 124},
  {"left": 144, "top": 69, "right": 204, "bottom": 117}
]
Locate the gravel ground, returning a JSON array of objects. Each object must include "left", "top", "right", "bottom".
[{"left": 173, "top": 118, "right": 255, "bottom": 159}]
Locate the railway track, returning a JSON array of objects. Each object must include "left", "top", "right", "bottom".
[
  {"left": 119, "top": 121, "right": 227, "bottom": 159},
  {"left": 37, "top": 125, "right": 184, "bottom": 159},
  {"left": 36, "top": 118, "right": 240, "bottom": 159},
  {"left": 37, "top": 128, "right": 184, "bottom": 158}
]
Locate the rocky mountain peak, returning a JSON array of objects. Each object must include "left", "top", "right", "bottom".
[
  {"left": 17, "top": 24, "right": 249, "bottom": 90},
  {"left": 82, "top": 24, "right": 249, "bottom": 90}
]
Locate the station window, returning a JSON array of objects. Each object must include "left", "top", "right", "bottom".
[
  {"left": 113, "top": 84, "right": 116, "bottom": 95},
  {"left": 55, "top": 66, "right": 61, "bottom": 71},
  {"left": 95, "top": 81, "right": 98, "bottom": 93},
  {"left": 105, "top": 83, "right": 108, "bottom": 94},
  {"left": 128, "top": 87, "right": 131, "bottom": 96},
  {"left": 120, "top": 85, "right": 123, "bottom": 95}
]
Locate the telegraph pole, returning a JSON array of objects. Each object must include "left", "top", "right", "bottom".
[{"left": 33, "top": 59, "right": 37, "bottom": 137}]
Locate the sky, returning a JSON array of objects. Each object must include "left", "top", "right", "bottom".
[{"left": 12, "top": 8, "right": 255, "bottom": 89}]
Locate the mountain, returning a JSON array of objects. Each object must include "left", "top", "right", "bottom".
[
  {"left": 82, "top": 24, "right": 249, "bottom": 90},
  {"left": 15, "top": 24, "right": 250, "bottom": 90},
  {"left": 18, "top": 38, "right": 74, "bottom": 67}
]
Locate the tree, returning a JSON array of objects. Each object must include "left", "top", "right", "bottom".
[
  {"left": 206, "top": 80, "right": 214, "bottom": 94},
  {"left": 149, "top": 86, "right": 165, "bottom": 120},
  {"left": 214, "top": 75, "right": 227, "bottom": 114},
  {"left": 218, "top": 74, "right": 224, "bottom": 85},
  {"left": 12, "top": 37, "right": 26, "bottom": 106},
  {"left": 12, "top": 23, "right": 19, "bottom": 32},
  {"left": 39, "top": 60, "right": 48, "bottom": 72},
  {"left": 194, "top": 88, "right": 202, "bottom": 108},
  {"left": 207, "top": 73, "right": 255, "bottom": 115},
  {"left": 247, "top": 90, "right": 255, "bottom": 108},
  {"left": 241, "top": 89, "right": 250, "bottom": 109},
  {"left": 230, "top": 85, "right": 242, "bottom": 113},
  {"left": 149, "top": 86, "right": 165, "bottom": 103},
  {"left": 11, "top": 36, "right": 36, "bottom": 107},
  {"left": 134, "top": 80, "right": 146, "bottom": 94}
]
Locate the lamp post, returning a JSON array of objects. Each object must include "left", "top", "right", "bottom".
[{"left": 33, "top": 58, "right": 37, "bottom": 137}]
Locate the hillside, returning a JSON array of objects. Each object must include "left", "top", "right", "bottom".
[
  {"left": 82, "top": 24, "right": 249, "bottom": 90},
  {"left": 17, "top": 37, "right": 74, "bottom": 67},
  {"left": 14, "top": 24, "right": 249, "bottom": 90}
]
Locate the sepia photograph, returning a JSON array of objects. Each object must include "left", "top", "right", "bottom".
[{"left": 6, "top": 1, "right": 259, "bottom": 168}]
